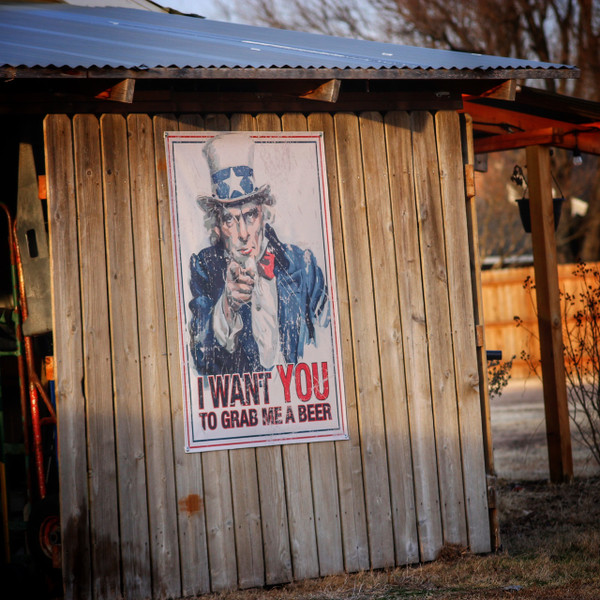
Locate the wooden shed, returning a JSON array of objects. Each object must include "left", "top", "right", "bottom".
[{"left": 0, "top": 4, "right": 578, "bottom": 599}]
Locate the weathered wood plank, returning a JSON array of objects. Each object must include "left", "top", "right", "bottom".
[
  {"left": 72, "top": 114, "right": 122, "bottom": 598},
  {"left": 435, "top": 111, "right": 491, "bottom": 553},
  {"left": 228, "top": 112, "right": 266, "bottom": 590},
  {"left": 197, "top": 112, "right": 239, "bottom": 591},
  {"left": 44, "top": 114, "right": 92, "bottom": 600},
  {"left": 307, "top": 112, "right": 359, "bottom": 575},
  {"left": 307, "top": 439, "right": 343, "bottom": 576},
  {"left": 127, "top": 113, "right": 181, "bottom": 599},
  {"left": 254, "top": 112, "right": 293, "bottom": 586},
  {"left": 333, "top": 112, "right": 394, "bottom": 569},
  {"left": 384, "top": 111, "right": 443, "bottom": 562},
  {"left": 153, "top": 113, "right": 211, "bottom": 596},
  {"left": 100, "top": 113, "right": 152, "bottom": 599},
  {"left": 280, "top": 111, "right": 321, "bottom": 581},
  {"left": 411, "top": 111, "right": 468, "bottom": 549},
  {"left": 202, "top": 450, "right": 237, "bottom": 591},
  {"left": 227, "top": 443, "right": 264, "bottom": 589},
  {"left": 255, "top": 440, "right": 292, "bottom": 585},
  {"left": 462, "top": 113, "right": 499, "bottom": 551},
  {"left": 359, "top": 111, "right": 419, "bottom": 564},
  {"left": 282, "top": 439, "right": 319, "bottom": 579}
]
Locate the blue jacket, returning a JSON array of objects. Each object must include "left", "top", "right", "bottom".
[{"left": 189, "top": 224, "right": 329, "bottom": 375}]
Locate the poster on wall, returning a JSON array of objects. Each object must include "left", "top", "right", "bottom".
[{"left": 165, "top": 131, "right": 348, "bottom": 452}]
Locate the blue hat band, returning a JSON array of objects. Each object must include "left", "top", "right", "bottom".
[{"left": 212, "top": 166, "right": 255, "bottom": 200}]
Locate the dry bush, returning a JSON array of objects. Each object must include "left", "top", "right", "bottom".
[{"left": 516, "top": 264, "right": 600, "bottom": 468}]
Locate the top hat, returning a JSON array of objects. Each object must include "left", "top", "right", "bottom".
[{"left": 199, "top": 133, "right": 270, "bottom": 206}]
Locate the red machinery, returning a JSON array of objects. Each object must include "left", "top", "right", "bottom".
[{"left": 0, "top": 141, "right": 59, "bottom": 573}]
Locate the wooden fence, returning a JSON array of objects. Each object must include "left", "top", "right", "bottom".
[
  {"left": 481, "top": 263, "right": 600, "bottom": 379},
  {"left": 45, "top": 110, "right": 491, "bottom": 599}
]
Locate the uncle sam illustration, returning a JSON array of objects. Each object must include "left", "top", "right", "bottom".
[{"left": 188, "top": 133, "right": 330, "bottom": 376}]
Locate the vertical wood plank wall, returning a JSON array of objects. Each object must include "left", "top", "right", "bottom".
[{"left": 45, "top": 110, "right": 490, "bottom": 599}]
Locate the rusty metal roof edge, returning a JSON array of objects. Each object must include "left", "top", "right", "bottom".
[{"left": 1, "top": 65, "right": 581, "bottom": 80}]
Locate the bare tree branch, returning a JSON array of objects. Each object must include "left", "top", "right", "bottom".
[{"left": 230, "top": 0, "right": 600, "bottom": 262}]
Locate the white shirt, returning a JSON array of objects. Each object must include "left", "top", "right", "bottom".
[{"left": 212, "top": 254, "right": 285, "bottom": 369}]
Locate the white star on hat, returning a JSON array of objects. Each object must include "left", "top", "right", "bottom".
[{"left": 225, "top": 170, "right": 247, "bottom": 198}]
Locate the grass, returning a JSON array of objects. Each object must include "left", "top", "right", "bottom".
[{"left": 193, "top": 477, "right": 600, "bottom": 600}]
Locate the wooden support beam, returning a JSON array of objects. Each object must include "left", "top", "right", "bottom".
[
  {"left": 526, "top": 145, "right": 574, "bottom": 483},
  {"left": 299, "top": 79, "right": 341, "bottom": 102},
  {"left": 464, "top": 100, "right": 566, "bottom": 133},
  {"left": 94, "top": 78, "right": 135, "bottom": 103},
  {"left": 474, "top": 127, "right": 600, "bottom": 155},
  {"left": 465, "top": 99, "right": 600, "bottom": 155},
  {"left": 474, "top": 128, "right": 556, "bottom": 153},
  {"left": 0, "top": 90, "right": 463, "bottom": 115},
  {"left": 465, "top": 80, "right": 517, "bottom": 101}
]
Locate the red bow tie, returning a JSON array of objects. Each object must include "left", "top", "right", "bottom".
[{"left": 259, "top": 251, "right": 275, "bottom": 279}]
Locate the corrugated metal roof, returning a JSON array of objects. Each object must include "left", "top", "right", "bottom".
[
  {"left": 0, "top": 3, "right": 577, "bottom": 76},
  {"left": 62, "top": 0, "right": 167, "bottom": 12}
]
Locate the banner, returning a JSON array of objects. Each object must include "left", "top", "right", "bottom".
[{"left": 165, "top": 131, "right": 347, "bottom": 451}]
